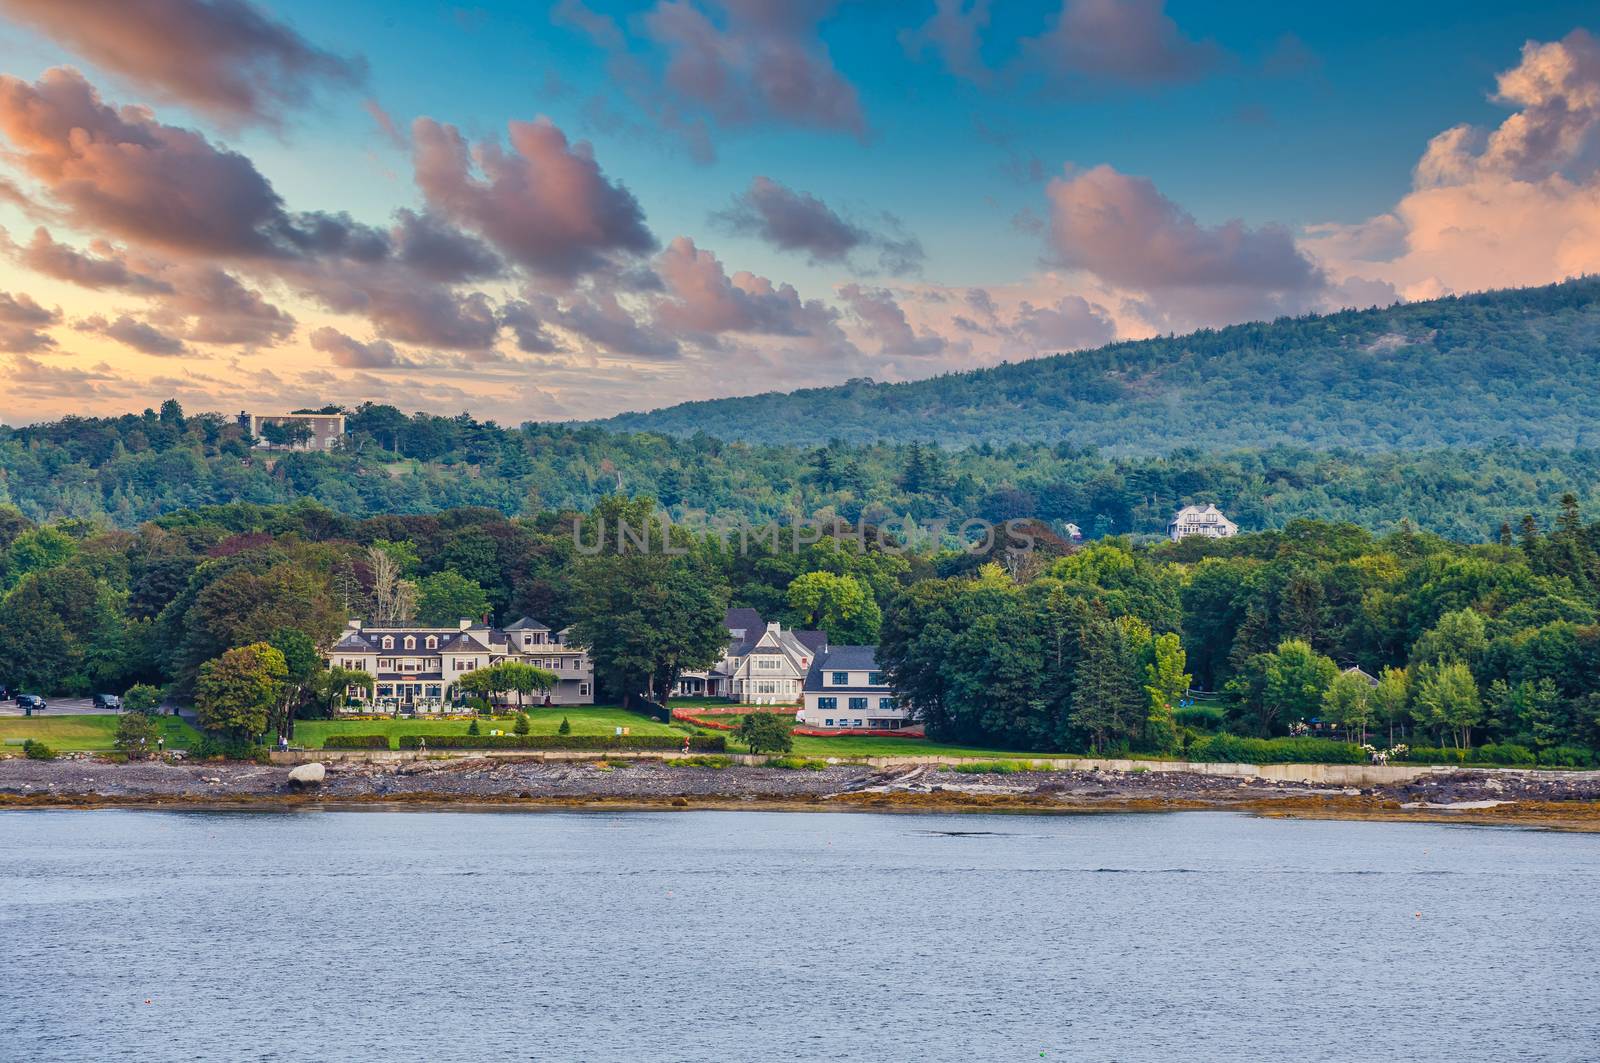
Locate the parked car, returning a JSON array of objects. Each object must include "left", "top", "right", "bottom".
[
  {"left": 16, "top": 694, "right": 47, "bottom": 713},
  {"left": 92, "top": 693, "right": 122, "bottom": 710}
]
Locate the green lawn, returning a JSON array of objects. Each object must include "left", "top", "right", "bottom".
[
  {"left": 0, "top": 714, "right": 202, "bottom": 752},
  {"left": 291, "top": 705, "right": 685, "bottom": 749},
  {"left": 698, "top": 712, "right": 1081, "bottom": 760}
]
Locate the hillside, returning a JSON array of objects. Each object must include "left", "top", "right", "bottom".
[{"left": 596, "top": 278, "right": 1600, "bottom": 451}]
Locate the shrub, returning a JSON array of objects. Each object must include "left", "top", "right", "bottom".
[
  {"left": 1187, "top": 735, "right": 1366, "bottom": 764},
  {"left": 1394, "top": 746, "right": 1468, "bottom": 765},
  {"left": 467, "top": 719, "right": 481, "bottom": 736},
  {"left": 1174, "top": 705, "right": 1226, "bottom": 732},
  {"left": 950, "top": 760, "right": 1027, "bottom": 774},
  {"left": 114, "top": 712, "right": 158, "bottom": 759},
  {"left": 770, "top": 755, "right": 828, "bottom": 770},
  {"left": 558, "top": 716, "right": 571, "bottom": 735},
  {"left": 1538, "top": 745, "right": 1596, "bottom": 768},
  {"left": 123, "top": 683, "right": 163, "bottom": 714},
  {"left": 185, "top": 735, "right": 263, "bottom": 760},
  {"left": 1470, "top": 743, "right": 1536, "bottom": 766},
  {"left": 513, "top": 712, "right": 531, "bottom": 736},
  {"left": 323, "top": 734, "right": 392, "bottom": 750},
  {"left": 671, "top": 754, "right": 733, "bottom": 769},
  {"left": 396, "top": 733, "right": 727, "bottom": 752},
  {"left": 735, "top": 711, "right": 794, "bottom": 755},
  {"left": 22, "top": 739, "right": 55, "bottom": 760}
]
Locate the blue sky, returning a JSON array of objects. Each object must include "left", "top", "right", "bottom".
[{"left": 0, "top": 0, "right": 1597, "bottom": 424}]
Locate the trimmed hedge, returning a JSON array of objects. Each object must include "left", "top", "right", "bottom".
[
  {"left": 1470, "top": 743, "right": 1535, "bottom": 766},
  {"left": 1538, "top": 745, "right": 1597, "bottom": 768},
  {"left": 1397, "top": 746, "right": 1468, "bottom": 765},
  {"left": 396, "top": 733, "right": 726, "bottom": 752},
  {"left": 323, "top": 734, "right": 392, "bottom": 750},
  {"left": 1188, "top": 735, "right": 1366, "bottom": 764}
]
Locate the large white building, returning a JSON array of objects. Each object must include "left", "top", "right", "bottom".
[
  {"left": 328, "top": 616, "right": 593, "bottom": 712},
  {"left": 674, "top": 608, "right": 826, "bottom": 704},
  {"left": 797, "top": 646, "right": 907, "bottom": 730},
  {"left": 1168, "top": 504, "right": 1238, "bottom": 541},
  {"left": 241, "top": 411, "right": 346, "bottom": 451}
]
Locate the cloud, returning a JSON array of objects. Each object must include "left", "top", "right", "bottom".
[
  {"left": 0, "top": 0, "right": 365, "bottom": 127},
  {"left": 901, "top": 0, "right": 992, "bottom": 84},
  {"left": 499, "top": 299, "right": 563, "bottom": 354},
  {"left": 363, "top": 98, "right": 407, "bottom": 149},
  {"left": 0, "top": 68, "right": 384, "bottom": 259},
  {"left": 2, "top": 226, "right": 172, "bottom": 292},
  {"left": 1021, "top": 0, "right": 1224, "bottom": 89},
  {"left": 411, "top": 115, "right": 656, "bottom": 282},
  {"left": 838, "top": 283, "right": 954, "bottom": 357},
  {"left": 308, "top": 326, "right": 413, "bottom": 369},
  {"left": 643, "top": 0, "right": 866, "bottom": 137},
  {"left": 77, "top": 313, "right": 190, "bottom": 356},
  {"left": 392, "top": 209, "right": 504, "bottom": 283},
  {"left": 1304, "top": 29, "right": 1600, "bottom": 301},
  {"left": 147, "top": 263, "right": 295, "bottom": 345},
  {"left": 0, "top": 289, "right": 60, "bottom": 352},
  {"left": 539, "top": 289, "right": 681, "bottom": 359},
  {"left": 653, "top": 235, "right": 850, "bottom": 344},
  {"left": 712, "top": 175, "right": 925, "bottom": 275},
  {"left": 1045, "top": 164, "right": 1325, "bottom": 323}
]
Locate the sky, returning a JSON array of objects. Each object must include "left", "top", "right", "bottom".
[{"left": 0, "top": 0, "right": 1598, "bottom": 427}]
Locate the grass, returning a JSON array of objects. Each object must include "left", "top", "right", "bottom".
[
  {"left": 0, "top": 714, "right": 202, "bottom": 752},
  {"left": 291, "top": 705, "right": 685, "bottom": 749}
]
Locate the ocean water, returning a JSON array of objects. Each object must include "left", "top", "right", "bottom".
[{"left": 1, "top": 809, "right": 1597, "bottom": 1062}]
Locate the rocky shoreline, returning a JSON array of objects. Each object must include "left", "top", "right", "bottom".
[{"left": 4, "top": 755, "right": 1600, "bottom": 829}]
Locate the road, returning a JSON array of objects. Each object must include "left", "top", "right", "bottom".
[{"left": 0, "top": 698, "right": 182, "bottom": 717}]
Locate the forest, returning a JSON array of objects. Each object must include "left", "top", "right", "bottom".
[
  {"left": 601, "top": 276, "right": 1600, "bottom": 450},
  {"left": 7, "top": 400, "right": 1600, "bottom": 543},
  {"left": 3, "top": 489, "right": 1600, "bottom": 765}
]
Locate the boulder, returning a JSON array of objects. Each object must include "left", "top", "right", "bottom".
[{"left": 287, "top": 762, "right": 326, "bottom": 787}]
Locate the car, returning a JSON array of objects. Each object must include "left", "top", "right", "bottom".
[
  {"left": 93, "top": 693, "right": 122, "bottom": 710},
  {"left": 16, "top": 694, "right": 47, "bottom": 713}
]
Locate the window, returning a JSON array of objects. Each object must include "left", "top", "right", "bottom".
[
  {"left": 848, "top": 697, "right": 867, "bottom": 710},
  {"left": 404, "top": 637, "right": 416, "bottom": 650},
  {"left": 425, "top": 636, "right": 437, "bottom": 650},
  {"left": 817, "top": 697, "right": 837, "bottom": 710},
  {"left": 757, "top": 657, "right": 781, "bottom": 670},
  {"left": 854, "top": 720, "right": 864, "bottom": 727},
  {"left": 879, "top": 698, "right": 896, "bottom": 711},
  {"left": 381, "top": 636, "right": 394, "bottom": 650},
  {"left": 868, "top": 672, "right": 883, "bottom": 686},
  {"left": 824, "top": 719, "right": 834, "bottom": 727},
  {"left": 831, "top": 671, "right": 849, "bottom": 685},
  {"left": 579, "top": 683, "right": 590, "bottom": 696}
]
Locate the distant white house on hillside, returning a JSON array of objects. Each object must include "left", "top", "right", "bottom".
[{"left": 1169, "top": 504, "right": 1238, "bottom": 542}]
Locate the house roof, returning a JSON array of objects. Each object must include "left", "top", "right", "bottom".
[
  {"left": 795, "top": 630, "right": 829, "bottom": 655},
  {"left": 331, "top": 628, "right": 496, "bottom": 654},
  {"left": 802, "top": 645, "right": 885, "bottom": 692},
  {"left": 504, "top": 617, "right": 550, "bottom": 631}
]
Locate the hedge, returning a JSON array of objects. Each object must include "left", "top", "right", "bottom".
[
  {"left": 323, "top": 734, "right": 392, "bottom": 750},
  {"left": 396, "top": 733, "right": 726, "bottom": 752},
  {"left": 1187, "top": 735, "right": 1366, "bottom": 764}
]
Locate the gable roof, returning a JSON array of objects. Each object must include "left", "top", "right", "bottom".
[{"left": 504, "top": 617, "right": 550, "bottom": 631}]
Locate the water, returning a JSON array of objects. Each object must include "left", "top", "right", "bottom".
[{"left": 1, "top": 809, "right": 1597, "bottom": 1063}]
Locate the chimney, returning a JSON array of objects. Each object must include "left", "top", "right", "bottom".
[
  {"left": 346, "top": 619, "right": 362, "bottom": 631},
  {"left": 458, "top": 619, "right": 472, "bottom": 631}
]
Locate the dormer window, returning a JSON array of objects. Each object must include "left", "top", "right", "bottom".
[
  {"left": 404, "top": 637, "right": 416, "bottom": 650},
  {"left": 381, "top": 636, "right": 394, "bottom": 650},
  {"left": 425, "top": 636, "right": 438, "bottom": 650}
]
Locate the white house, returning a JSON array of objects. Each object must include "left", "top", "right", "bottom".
[
  {"left": 328, "top": 616, "right": 594, "bottom": 713},
  {"left": 797, "top": 646, "right": 907, "bottom": 730},
  {"left": 241, "top": 411, "right": 345, "bottom": 451},
  {"left": 1168, "top": 504, "right": 1238, "bottom": 541},
  {"left": 674, "top": 608, "right": 825, "bottom": 704}
]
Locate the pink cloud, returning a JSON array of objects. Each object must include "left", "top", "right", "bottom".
[
  {"left": 1022, "top": 0, "right": 1224, "bottom": 88},
  {"left": 654, "top": 235, "right": 849, "bottom": 344},
  {"left": 0, "top": 0, "right": 365, "bottom": 127},
  {"left": 412, "top": 115, "right": 656, "bottom": 282}
]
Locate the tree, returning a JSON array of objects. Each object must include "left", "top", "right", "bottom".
[
  {"left": 115, "top": 712, "right": 158, "bottom": 760},
  {"left": 1372, "top": 667, "right": 1410, "bottom": 746},
  {"left": 123, "top": 683, "right": 163, "bottom": 713},
  {"left": 368, "top": 544, "right": 417, "bottom": 625},
  {"left": 513, "top": 711, "right": 531, "bottom": 735},
  {"left": 569, "top": 497, "right": 729, "bottom": 705},
  {"left": 1412, "top": 662, "right": 1483, "bottom": 750},
  {"left": 1142, "top": 631, "right": 1189, "bottom": 753},
  {"left": 1322, "top": 670, "right": 1374, "bottom": 744},
  {"left": 558, "top": 716, "right": 571, "bottom": 735},
  {"left": 736, "top": 711, "right": 793, "bottom": 755},
  {"left": 194, "top": 643, "right": 287, "bottom": 741},
  {"left": 267, "top": 627, "right": 323, "bottom": 740},
  {"left": 1260, "top": 639, "right": 1338, "bottom": 736},
  {"left": 1411, "top": 609, "right": 1487, "bottom": 669},
  {"left": 416, "top": 570, "right": 491, "bottom": 627},
  {"left": 785, "top": 570, "right": 881, "bottom": 643},
  {"left": 1070, "top": 616, "right": 1147, "bottom": 752},
  {"left": 312, "top": 667, "right": 373, "bottom": 715}
]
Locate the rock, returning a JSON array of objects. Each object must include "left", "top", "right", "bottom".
[{"left": 287, "top": 762, "right": 326, "bottom": 787}]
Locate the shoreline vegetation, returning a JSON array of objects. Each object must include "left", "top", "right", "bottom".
[{"left": 3, "top": 754, "right": 1597, "bottom": 832}]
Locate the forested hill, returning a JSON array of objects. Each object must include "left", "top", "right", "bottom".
[{"left": 597, "top": 278, "right": 1600, "bottom": 451}]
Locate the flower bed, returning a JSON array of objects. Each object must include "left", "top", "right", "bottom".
[{"left": 791, "top": 727, "right": 925, "bottom": 739}]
